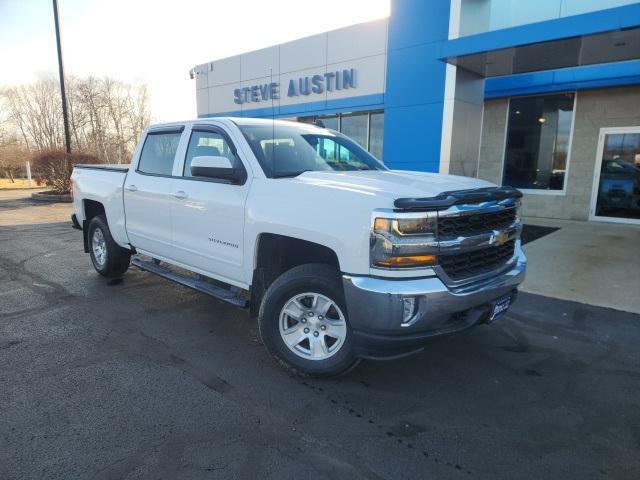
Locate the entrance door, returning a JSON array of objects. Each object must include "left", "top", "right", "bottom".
[{"left": 590, "top": 127, "right": 640, "bottom": 224}]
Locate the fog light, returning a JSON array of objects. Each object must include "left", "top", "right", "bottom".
[{"left": 401, "top": 297, "right": 419, "bottom": 326}]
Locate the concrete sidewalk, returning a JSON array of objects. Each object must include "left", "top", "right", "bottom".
[{"left": 522, "top": 217, "right": 640, "bottom": 314}]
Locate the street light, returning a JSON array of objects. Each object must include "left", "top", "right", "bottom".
[{"left": 52, "top": 0, "right": 71, "bottom": 154}]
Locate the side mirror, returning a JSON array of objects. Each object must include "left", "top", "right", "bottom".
[{"left": 190, "top": 155, "right": 244, "bottom": 183}]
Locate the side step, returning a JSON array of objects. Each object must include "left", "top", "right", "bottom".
[{"left": 131, "top": 258, "right": 247, "bottom": 308}]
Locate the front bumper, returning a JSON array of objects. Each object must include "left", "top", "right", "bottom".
[{"left": 342, "top": 247, "right": 526, "bottom": 359}]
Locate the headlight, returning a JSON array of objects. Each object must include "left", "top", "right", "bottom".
[
  {"left": 370, "top": 216, "right": 438, "bottom": 268},
  {"left": 373, "top": 217, "right": 435, "bottom": 236}
]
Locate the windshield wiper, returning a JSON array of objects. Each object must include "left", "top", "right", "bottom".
[{"left": 272, "top": 170, "right": 313, "bottom": 178}]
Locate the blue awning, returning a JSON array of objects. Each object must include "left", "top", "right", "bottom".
[
  {"left": 445, "top": 27, "right": 640, "bottom": 77},
  {"left": 440, "top": 4, "right": 640, "bottom": 78}
]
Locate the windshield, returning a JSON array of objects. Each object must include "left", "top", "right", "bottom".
[{"left": 237, "top": 123, "right": 387, "bottom": 178}]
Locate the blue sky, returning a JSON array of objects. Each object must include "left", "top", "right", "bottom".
[{"left": 0, "top": 0, "right": 389, "bottom": 121}]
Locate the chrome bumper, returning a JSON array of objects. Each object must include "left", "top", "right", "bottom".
[{"left": 342, "top": 246, "right": 526, "bottom": 358}]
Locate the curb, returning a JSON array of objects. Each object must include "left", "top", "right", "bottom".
[{"left": 31, "top": 192, "right": 72, "bottom": 203}]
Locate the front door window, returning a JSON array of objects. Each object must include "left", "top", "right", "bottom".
[{"left": 594, "top": 131, "right": 640, "bottom": 222}]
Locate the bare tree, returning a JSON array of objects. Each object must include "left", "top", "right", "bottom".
[
  {"left": 0, "top": 121, "right": 29, "bottom": 182},
  {"left": 1, "top": 74, "right": 150, "bottom": 164},
  {"left": 2, "top": 75, "right": 63, "bottom": 151}
]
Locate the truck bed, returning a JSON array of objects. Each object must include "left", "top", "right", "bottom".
[{"left": 71, "top": 164, "right": 130, "bottom": 247}]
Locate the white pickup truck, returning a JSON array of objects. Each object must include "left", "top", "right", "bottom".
[{"left": 71, "top": 118, "right": 526, "bottom": 376}]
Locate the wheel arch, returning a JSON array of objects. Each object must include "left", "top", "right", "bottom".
[
  {"left": 250, "top": 233, "right": 341, "bottom": 316},
  {"left": 82, "top": 199, "right": 106, "bottom": 253}
]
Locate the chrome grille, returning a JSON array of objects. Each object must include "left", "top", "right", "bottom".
[
  {"left": 438, "top": 208, "right": 516, "bottom": 238},
  {"left": 439, "top": 240, "right": 515, "bottom": 281}
]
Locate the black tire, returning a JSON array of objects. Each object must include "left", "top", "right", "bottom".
[
  {"left": 87, "top": 215, "right": 131, "bottom": 278},
  {"left": 258, "top": 263, "right": 360, "bottom": 377}
]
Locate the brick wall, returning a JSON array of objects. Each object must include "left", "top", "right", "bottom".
[{"left": 476, "top": 86, "right": 640, "bottom": 220}]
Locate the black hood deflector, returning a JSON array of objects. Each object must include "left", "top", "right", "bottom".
[{"left": 394, "top": 186, "right": 522, "bottom": 211}]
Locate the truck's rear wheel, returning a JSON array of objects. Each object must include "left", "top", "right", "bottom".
[
  {"left": 258, "top": 263, "right": 359, "bottom": 377},
  {"left": 87, "top": 215, "right": 131, "bottom": 278}
]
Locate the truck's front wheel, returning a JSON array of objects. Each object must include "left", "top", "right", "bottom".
[
  {"left": 258, "top": 263, "right": 359, "bottom": 377},
  {"left": 87, "top": 215, "right": 131, "bottom": 278}
]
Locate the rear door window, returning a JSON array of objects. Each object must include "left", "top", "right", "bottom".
[{"left": 137, "top": 132, "right": 182, "bottom": 176}]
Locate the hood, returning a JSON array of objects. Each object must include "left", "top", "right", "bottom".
[{"left": 291, "top": 170, "right": 496, "bottom": 203}]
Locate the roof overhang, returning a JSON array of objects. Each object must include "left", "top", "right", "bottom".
[
  {"left": 439, "top": 3, "right": 640, "bottom": 78},
  {"left": 445, "top": 27, "right": 640, "bottom": 77}
]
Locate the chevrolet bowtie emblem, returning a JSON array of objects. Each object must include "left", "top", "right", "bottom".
[{"left": 494, "top": 232, "right": 509, "bottom": 245}]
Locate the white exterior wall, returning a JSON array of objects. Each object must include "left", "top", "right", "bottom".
[
  {"left": 194, "top": 19, "right": 388, "bottom": 117},
  {"left": 441, "top": 0, "right": 486, "bottom": 177}
]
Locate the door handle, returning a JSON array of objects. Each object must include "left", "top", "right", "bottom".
[
  {"left": 125, "top": 184, "right": 138, "bottom": 192},
  {"left": 172, "top": 190, "right": 188, "bottom": 199}
]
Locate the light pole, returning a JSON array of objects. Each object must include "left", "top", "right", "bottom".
[{"left": 52, "top": 0, "right": 71, "bottom": 154}]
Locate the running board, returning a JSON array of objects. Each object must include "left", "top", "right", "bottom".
[{"left": 131, "top": 258, "right": 247, "bottom": 308}]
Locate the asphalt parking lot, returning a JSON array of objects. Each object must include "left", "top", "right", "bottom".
[{"left": 1, "top": 191, "right": 639, "bottom": 480}]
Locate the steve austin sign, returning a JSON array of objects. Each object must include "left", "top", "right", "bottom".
[{"left": 233, "top": 68, "right": 357, "bottom": 105}]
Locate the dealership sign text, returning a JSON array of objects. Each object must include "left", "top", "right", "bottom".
[{"left": 233, "top": 68, "right": 357, "bottom": 104}]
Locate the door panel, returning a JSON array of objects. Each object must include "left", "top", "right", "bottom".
[
  {"left": 124, "top": 171, "right": 175, "bottom": 256},
  {"left": 124, "top": 130, "right": 182, "bottom": 257},
  {"left": 170, "top": 179, "right": 247, "bottom": 282},
  {"left": 170, "top": 127, "right": 249, "bottom": 284}
]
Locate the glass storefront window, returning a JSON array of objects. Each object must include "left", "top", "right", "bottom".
[
  {"left": 340, "top": 113, "right": 368, "bottom": 150},
  {"left": 502, "top": 93, "right": 574, "bottom": 191},
  {"left": 369, "top": 112, "right": 384, "bottom": 160},
  {"left": 297, "top": 110, "right": 384, "bottom": 161},
  {"left": 321, "top": 115, "right": 339, "bottom": 131}
]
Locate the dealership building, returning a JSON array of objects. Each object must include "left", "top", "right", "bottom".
[{"left": 193, "top": 0, "right": 640, "bottom": 224}]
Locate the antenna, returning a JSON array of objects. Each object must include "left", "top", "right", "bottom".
[{"left": 270, "top": 68, "right": 276, "bottom": 175}]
